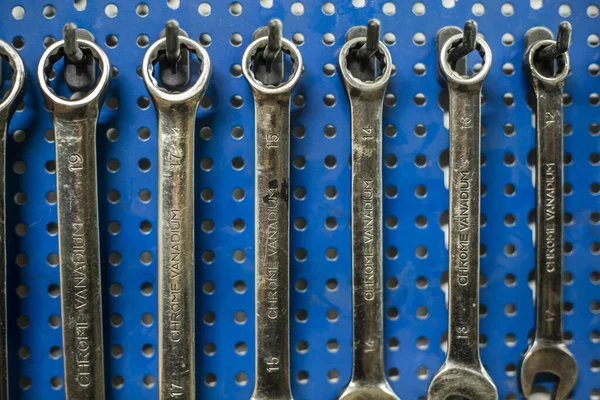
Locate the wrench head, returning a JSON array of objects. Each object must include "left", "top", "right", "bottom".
[
  {"left": 520, "top": 340, "right": 578, "bottom": 400},
  {"left": 427, "top": 362, "right": 497, "bottom": 400},
  {"left": 336, "top": 380, "right": 400, "bottom": 400}
]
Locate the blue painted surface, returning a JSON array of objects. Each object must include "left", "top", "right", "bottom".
[{"left": 0, "top": 0, "right": 598, "bottom": 398}]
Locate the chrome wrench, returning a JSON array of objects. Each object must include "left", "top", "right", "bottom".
[
  {"left": 0, "top": 40, "right": 25, "bottom": 399},
  {"left": 242, "top": 20, "right": 302, "bottom": 400},
  {"left": 428, "top": 22, "right": 497, "bottom": 400},
  {"left": 336, "top": 20, "right": 398, "bottom": 400},
  {"left": 520, "top": 22, "right": 577, "bottom": 400},
  {"left": 38, "top": 37, "right": 110, "bottom": 399},
  {"left": 142, "top": 25, "right": 211, "bottom": 399}
]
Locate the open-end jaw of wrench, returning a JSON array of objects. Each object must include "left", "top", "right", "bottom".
[
  {"left": 0, "top": 39, "right": 25, "bottom": 400},
  {"left": 142, "top": 22, "right": 212, "bottom": 400},
  {"left": 428, "top": 21, "right": 497, "bottom": 400},
  {"left": 242, "top": 19, "right": 302, "bottom": 400},
  {"left": 520, "top": 22, "right": 577, "bottom": 400},
  {"left": 336, "top": 20, "right": 398, "bottom": 400},
  {"left": 38, "top": 35, "right": 111, "bottom": 400}
]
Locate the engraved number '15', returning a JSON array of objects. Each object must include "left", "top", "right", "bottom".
[{"left": 265, "top": 357, "right": 280, "bottom": 372}]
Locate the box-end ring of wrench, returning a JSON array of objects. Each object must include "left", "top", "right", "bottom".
[
  {"left": 242, "top": 35, "right": 302, "bottom": 400},
  {"left": 428, "top": 32, "right": 498, "bottom": 400},
  {"left": 38, "top": 39, "right": 110, "bottom": 400},
  {"left": 142, "top": 35, "right": 211, "bottom": 400},
  {"left": 520, "top": 38, "right": 577, "bottom": 400},
  {"left": 0, "top": 39, "right": 26, "bottom": 399},
  {"left": 336, "top": 36, "right": 398, "bottom": 400}
]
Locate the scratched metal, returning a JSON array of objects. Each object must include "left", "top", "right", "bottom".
[{"left": 0, "top": 0, "right": 598, "bottom": 399}]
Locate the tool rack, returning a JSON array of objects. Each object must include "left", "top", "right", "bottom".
[{"left": 0, "top": 0, "right": 598, "bottom": 399}]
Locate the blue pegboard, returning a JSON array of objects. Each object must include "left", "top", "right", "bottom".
[{"left": 0, "top": 0, "right": 598, "bottom": 399}]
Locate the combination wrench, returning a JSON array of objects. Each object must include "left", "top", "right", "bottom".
[
  {"left": 336, "top": 20, "right": 399, "bottom": 400},
  {"left": 38, "top": 34, "right": 110, "bottom": 399},
  {"left": 242, "top": 20, "right": 302, "bottom": 400},
  {"left": 428, "top": 22, "right": 497, "bottom": 400},
  {"left": 520, "top": 22, "right": 578, "bottom": 400},
  {"left": 0, "top": 39, "right": 25, "bottom": 399},
  {"left": 142, "top": 22, "right": 211, "bottom": 399}
]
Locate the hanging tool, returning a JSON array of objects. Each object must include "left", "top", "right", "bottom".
[
  {"left": 142, "top": 20, "right": 212, "bottom": 399},
  {"left": 242, "top": 19, "right": 302, "bottom": 400},
  {"left": 428, "top": 21, "right": 498, "bottom": 400},
  {"left": 37, "top": 24, "right": 110, "bottom": 400},
  {"left": 520, "top": 22, "right": 578, "bottom": 400},
  {"left": 0, "top": 39, "right": 25, "bottom": 400},
  {"left": 335, "top": 19, "right": 399, "bottom": 400}
]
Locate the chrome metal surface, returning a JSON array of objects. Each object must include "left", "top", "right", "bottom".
[
  {"left": 242, "top": 35, "right": 302, "bottom": 400},
  {"left": 428, "top": 29, "right": 498, "bottom": 400},
  {"left": 37, "top": 39, "right": 110, "bottom": 400},
  {"left": 0, "top": 39, "right": 25, "bottom": 400},
  {"left": 520, "top": 32, "right": 578, "bottom": 400},
  {"left": 335, "top": 35, "right": 398, "bottom": 400},
  {"left": 142, "top": 35, "right": 211, "bottom": 400}
]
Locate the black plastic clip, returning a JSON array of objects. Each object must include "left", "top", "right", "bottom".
[
  {"left": 63, "top": 23, "right": 96, "bottom": 93},
  {"left": 435, "top": 21, "right": 477, "bottom": 84},
  {"left": 158, "top": 20, "right": 190, "bottom": 91},
  {"left": 344, "top": 19, "right": 381, "bottom": 82},
  {"left": 252, "top": 19, "right": 285, "bottom": 86},
  {"left": 524, "top": 22, "right": 572, "bottom": 78}
]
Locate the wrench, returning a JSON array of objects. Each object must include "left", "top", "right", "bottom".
[
  {"left": 336, "top": 21, "right": 398, "bottom": 400},
  {"left": 242, "top": 21, "right": 302, "bottom": 400},
  {"left": 38, "top": 38, "right": 110, "bottom": 399},
  {"left": 0, "top": 40, "right": 25, "bottom": 399},
  {"left": 142, "top": 30, "right": 211, "bottom": 399},
  {"left": 520, "top": 23, "right": 577, "bottom": 400},
  {"left": 428, "top": 22, "right": 498, "bottom": 400}
]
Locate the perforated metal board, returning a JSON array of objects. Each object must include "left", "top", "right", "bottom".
[{"left": 0, "top": 0, "right": 598, "bottom": 399}]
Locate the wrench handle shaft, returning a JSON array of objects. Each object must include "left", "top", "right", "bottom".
[
  {"left": 348, "top": 92, "right": 387, "bottom": 384},
  {"left": 0, "top": 118, "right": 7, "bottom": 399},
  {"left": 534, "top": 82, "right": 564, "bottom": 342},
  {"left": 157, "top": 105, "right": 197, "bottom": 399},
  {"left": 252, "top": 95, "right": 292, "bottom": 399},
  {"left": 54, "top": 114, "right": 105, "bottom": 400},
  {"left": 447, "top": 86, "right": 482, "bottom": 366}
]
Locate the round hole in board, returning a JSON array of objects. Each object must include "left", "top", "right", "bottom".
[
  {"left": 198, "top": 2, "right": 211, "bottom": 16},
  {"left": 384, "top": 33, "right": 396, "bottom": 46},
  {"left": 136, "top": 3, "right": 149, "bottom": 17},
  {"left": 501, "top": 3, "right": 514, "bottom": 16},
  {"left": 502, "top": 33, "right": 514, "bottom": 46},
  {"left": 200, "top": 33, "right": 211, "bottom": 47},
  {"left": 75, "top": 0, "right": 88, "bottom": 11},
  {"left": 383, "top": 2, "right": 396, "bottom": 15},
  {"left": 414, "top": 63, "right": 426, "bottom": 76},
  {"left": 412, "top": 2, "right": 425, "bottom": 15},
  {"left": 230, "top": 33, "right": 243, "bottom": 47},
  {"left": 43, "top": 5, "right": 56, "bottom": 18},
  {"left": 291, "top": 2, "right": 304, "bottom": 15},
  {"left": 322, "top": 33, "right": 335, "bottom": 46},
  {"left": 472, "top": 2, "right": 485, "bottom": 15},
  {"left": 229, "top": 2, "right": 242, "bottom": 15},
  {"left": 413, "top": 32, "right": 426, "bottom": 46},
  {"left": 322, "top": 2, "right": 334, "bottom": 15},
  {"left": 530, "top": 0, "right": 543, "bottom": 10},
  {"left": 293, "top": 33, "right": 304, "bottom": 46},
  {"left": 167, "top": 0, "right": 180, "bottom": 10},
  {"left": 12, "top": 6, "right": 25, "bottom": 20},
  {"left": 559, "top": 4, "right": 571, "bottom": 17},
  {"left": 105, "top": 3, "right": 118, "bottom": 17}
]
